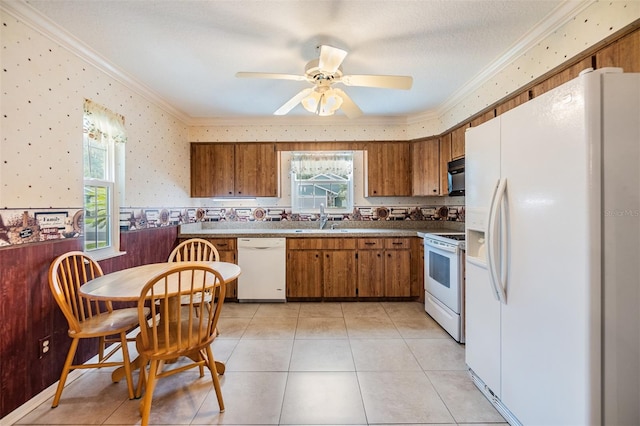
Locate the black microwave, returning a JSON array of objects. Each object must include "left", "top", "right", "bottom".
[{"left": 447, "top": 158, "right": 465, "bottom": 196}]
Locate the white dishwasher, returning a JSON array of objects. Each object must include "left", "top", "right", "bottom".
[{"left": 237, "top": 237, "right": 286, "bottom": 302}]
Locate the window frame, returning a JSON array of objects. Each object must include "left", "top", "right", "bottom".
[
  {"left": 290, "top": 151, "right": 354, "bottom": 215},
  {"left": 82, "top": 104, "right": 125, "bottom": 260}
]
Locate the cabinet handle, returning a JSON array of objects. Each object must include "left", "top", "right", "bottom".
[
  {"left": 391, "top": 242, "right": 404, "bottom": 245},
  {"left": 365, "top": 242, "right": 376, "bottom": 246}
]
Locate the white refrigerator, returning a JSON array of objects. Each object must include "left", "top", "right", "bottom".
[{"left": 464, "top": 68, "right": 640, "bottom": 426}]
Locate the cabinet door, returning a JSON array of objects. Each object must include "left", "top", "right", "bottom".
[
  {"left": 450, "top": 124, "right": 468, "bottom": 160},
  {"left": 412, "top": 139, "right": 440, "bottom": 196},
  {"left": 356, "top": 250, "right": 385, "bottom": 297},
  {"left": 190, "top": 143, "right": 235, "bottom": 197},
  {"left": 218, "top": 250, "right": 238, "bottom": 299},
  {"left": 235, "top": 143, "right": 278, "bottom": 197},
  {"left": 531, "top": 57, "right": 592, "bottom": 98},
  {"left": 323, "top": 250, "right": 356, "bottom": 298},
  {"left": 365, "top": 142, "right": 411, "bottom": 196},
  {"left": 595, "top": 30, "right": 640, "bottom": 72},
  {"left": 384, "top": 249, "right": 411, "bottom": 297},
  {"left": 286, "top": 250, "right": 322, "bottom": 298},
  {"left": 439, "top": 134, "right": 452, "bottom": 195}
]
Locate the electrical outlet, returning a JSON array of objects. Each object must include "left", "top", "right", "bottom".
[{"left": 38, "top": 335, "right": 51, "bottom": 359}]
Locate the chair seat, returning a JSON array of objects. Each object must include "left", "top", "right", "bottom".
[{"left": 71, "top": 307, "right": 148, "bottom": 338}]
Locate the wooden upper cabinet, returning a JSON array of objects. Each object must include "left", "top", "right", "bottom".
[
  {"left": 450, "top": 124, "right": 468, "bottom": 160},
  {"left": 190, "top": 142, "right": 278, "bottom": 197},
  {"left": 412, "top": 139, "right": 440, "bottom": 196},
  {"left": 470, "top": 110, "right": 495, "bottom": 128},
  {"left": 365, "top": 142, "right": 412, "bottom": 196},
  {"left": 439, "top": 134, "right": 452, "bottom": 196},
  {"left": 496, "top": 91, "right": 530, "bottom": 116},
  {"left": 531, "top": 57, "right": 593, "bottom": 98},
  {"left": 234, "top": 143, "right": 278, "bottom": 197},
  {"left": 190, "top": 143, "right": 234, "bottom": 197},
  {"left": 596, "top": 29, "right": 640, "bottom": 72}
]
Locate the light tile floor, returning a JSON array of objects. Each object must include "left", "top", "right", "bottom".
[{"left": 14, "top": 301, "right": 506, "bottom": 425}]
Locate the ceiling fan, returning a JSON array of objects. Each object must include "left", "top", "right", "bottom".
[{"left": 235, "top": 45, "right": 413, "bottom": 118}]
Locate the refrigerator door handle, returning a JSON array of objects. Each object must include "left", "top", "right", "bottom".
[
  {"left": 487, "top": 178, "right": 508, "bottom": 304},
  {"left": 486, "top": 179, "right": 502, "bottom": 301},
  {"left": 497, "top": 178, "right": 508, "bottom": 304}
]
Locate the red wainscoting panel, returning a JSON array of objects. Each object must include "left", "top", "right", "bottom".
[{"left": 0, "top": 225, "right": 178, "bottom": 418}]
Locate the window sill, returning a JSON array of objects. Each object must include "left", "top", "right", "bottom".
[{"left": 87, "top": 248, "right": 127, "bottom": 261}]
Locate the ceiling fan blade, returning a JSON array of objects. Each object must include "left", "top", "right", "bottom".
[
  {"left": 333, "top": 88, "right": 362, "bottom": 119},
  {"left": 339, "top": 74, "right": 413, "bottom": 90},
  {"left": 318, "top": 45, "right": 347, "bottom": 73},
  {"left": 274, "top": 88, "right": 314, "bottom": 115},
  {"left": 235, "top": 72, "right": 307, "bottom": 82}
]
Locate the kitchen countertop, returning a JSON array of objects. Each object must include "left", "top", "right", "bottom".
[{"left": 179, "top": 221, "right": 464, "bottom": 239}]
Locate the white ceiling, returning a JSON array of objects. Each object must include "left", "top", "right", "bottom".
[{"left": 21, "top": 0, "right": 579, "bottom": 120}]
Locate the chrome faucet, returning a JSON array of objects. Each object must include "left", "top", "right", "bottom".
[{"left": 319, "top": 203, "right": 328, "bottom": 229}]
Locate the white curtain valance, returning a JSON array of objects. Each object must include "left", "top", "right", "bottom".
[
  {"left": 83, "top": 99, "right": 127, "bottom": 144},
  {"left": 290, "top": 152, "right": 353, "bottom": 178}
]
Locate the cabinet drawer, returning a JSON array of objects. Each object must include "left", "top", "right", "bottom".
[
  {"left": 357, "top": 238, "right": 384, "bottom": 249},
  {"left": 384, "top": 238, "right": 411, "bottom": 249},
  {"left": 207, "top": 238, "right": 236, "bottom": 251}
]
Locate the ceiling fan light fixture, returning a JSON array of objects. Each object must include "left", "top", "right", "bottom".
[{"left": 301, "top": 88, "right": 343, "bottom": 116}]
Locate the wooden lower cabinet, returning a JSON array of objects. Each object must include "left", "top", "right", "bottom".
[
  {"left": 178, "top": 237, "right": 238, "bottom": 300},
  {"left": 356, "top": 237, "right": 412, "bottom": 298},
  {"left": 356, "top": 249, "right": 385, "bottom": 297},
  {"left": 323, "top": 250, "right": 357, "bottom": 297},
  {"left": 287, "top": 238, "right": 357, "bottom": 299},
  {"left": 287, "top": 249, "right": 323, "bottom": 298},
  {"left": 384, "top": 249, "right": 411, "bottom": 297}
]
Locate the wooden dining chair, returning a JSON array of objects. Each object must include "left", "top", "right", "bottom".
[
  {"left": 168, "top": 238, "right": 220, "bottom": 315},
  {"left": 135, "top": 264, "right": 226, "bottom": 425},
  {"left": 47, "top": 251, "right": 142, "bottom": 407},
  {"left": 168, "top": 238, "right": 220, "bottom": 263}
]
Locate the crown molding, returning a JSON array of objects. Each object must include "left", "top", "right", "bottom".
[
  {"left": 436, "top": 0, "right": 594, "bottom": 116},
  {"left": 1, "top": 0, "right": 192, "bottom": 124}
]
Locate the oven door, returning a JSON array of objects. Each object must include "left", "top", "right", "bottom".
[{"left": 424, "top": 240, "right": 460, "bottom": 313}]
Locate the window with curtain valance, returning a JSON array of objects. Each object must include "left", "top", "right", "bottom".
[
  {"left": 83, "top": 99, "right": 126, "bottom": 256},
  {"left": 290, "top": 152, "right": 354, "bottom": 214}
]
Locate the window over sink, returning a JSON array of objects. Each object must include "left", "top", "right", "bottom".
[{"left": 290, "top": 151, "right": 354, "bottom": 215}]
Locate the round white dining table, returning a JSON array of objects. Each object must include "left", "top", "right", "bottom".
[{"left": 79, "top": 260, "right": 241, "bottom": 379}]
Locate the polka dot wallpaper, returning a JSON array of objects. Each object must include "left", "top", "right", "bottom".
[{"left": 1, "top": 9, "right": 190, "bottom": 213}]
